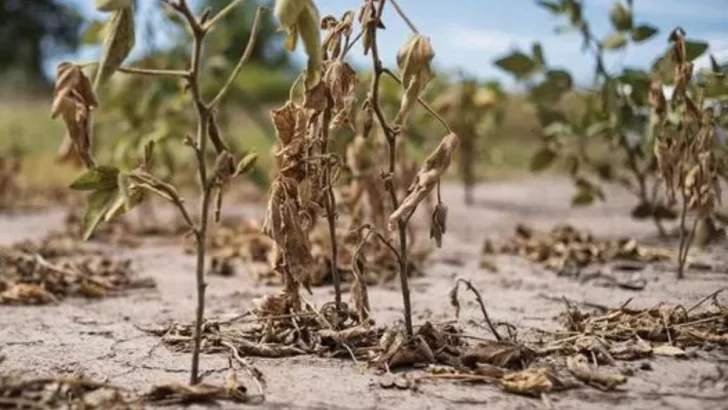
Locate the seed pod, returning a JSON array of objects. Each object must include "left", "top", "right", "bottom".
[
  {"left": 396, "top": 34, "right": 435, "bottom": 87},
  {"left": 429, "top": 202, "right": 448, "bottom": 248},
  {"left": 96, "top": 0, "right": 132, "bottom": 11},
  {"left": 298, "top": 1, "right": 322, "bottom": 87},
  {"left": 274, "top": 0, "right": 306, "bottom": 28},
  {"left": 356, "top": 99, "right": 374, "bottom": 138}
]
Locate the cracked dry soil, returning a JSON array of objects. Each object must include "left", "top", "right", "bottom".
[{"left": 1, "top": 176, "right": 728, "bottom": 410}]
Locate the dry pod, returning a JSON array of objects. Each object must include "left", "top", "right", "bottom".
[
  {"left": 389, "top": 133, "right": 460, "bottom": 229},
  {"left": 393, "top": 34, "right": 435, "bottom": 127},
  {"left": 429, "top": 202, "right": 448, "bottom": 247}
]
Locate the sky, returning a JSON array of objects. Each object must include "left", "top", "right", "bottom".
[{"left": 55, "top": 0, "right": 728, "bottom": 88}]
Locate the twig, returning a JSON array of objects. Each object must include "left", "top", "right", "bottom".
[
  {"left": 117, "top": 66, "right": 190, "bottom": 78},
  {"left": 221, "top": 340, "right": 266, "bottom": 401},
  {"left": 455, "top": 278, "right": 503, "bottom": 341},
  {"left": 382, "top": 68, "right": 452, "bottom": 134},
  {"left": 687, "top": 288, "right": 727, "bottom": 313},
  {"left": 388, "top": 0, "right": 419, "bottom": 34},
  {"left": 210, "top": 6, "right": 267, "bottom": 107},
  {"left": 203, "top": 0, "right": 247, "bottom": 31},
  {"left": 365, "top": 0, "right": 413, "bottom": 337}
]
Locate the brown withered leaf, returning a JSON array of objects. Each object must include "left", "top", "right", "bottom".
[
  {"left": 324, "top": 60, "right": 357, "bottom": 131},
  {"left": 429, "top": 202, "right": 448, "bottom": 247},
  {"left": 500, "top": 368, "right": 572, "bottom": 397},
  {"left": 51, "top": 62, "right": 99, "bottom": 167},
  {"left": 389, "top": 133, "right": 459, "bottom": 230},
  {"left": 461, "top": 340, "right": 533, "bottom": 369},
  {"left": 566, "top": 354, "right": 627, "bottom": 391},
  {"left": 142, "top": 381, "right": 248, "bottom": 405},
  {"left": 271, "top": 101, "right": 303, "bottom": 145}
]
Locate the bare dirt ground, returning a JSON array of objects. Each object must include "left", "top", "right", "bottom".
[{"left": 1, "top": 176, "right": 727, "bottom": 410}]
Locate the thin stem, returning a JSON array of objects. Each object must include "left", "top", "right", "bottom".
[
  {"left": 389, "top": 0, "right": 419, "bottom": 34},
  {"left": 202, "top": 0, "right": 247, "bottom": 31},
  {"left": 210, "top": 6, "right": 266, "bottom": 107},
  {"left": 677, "top": 194, "right": 689, "bottom": 279},
  {"left": 456, "top": 279, "right": 502, "bottom": 341},
  {"left": 170, "top": 0, "right": 213, "bottom": 385},
  {"left": 382, "top": 68, "right": 452, "bottom": 134},
  {"left": 321, "top": 94, "right": 342, "bottom": 310},
  {"left": 365, "top": 0, "right": 413, "bottom": 337},
  {"left": 117, "top": 66, "right": 190, "bottom": 78}
]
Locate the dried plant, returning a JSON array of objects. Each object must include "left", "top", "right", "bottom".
[
  {"left": 652, "top": 28, "right": 725, "bottom": 279},
  {"left": 50, "top": 0, "right": 264, "bottom": 385},
  {"left": 263, "top": 0, "right": 457, "bottom": 337},
  {"left": 493, "top": 0, "right": 699, "bottom": 236}
]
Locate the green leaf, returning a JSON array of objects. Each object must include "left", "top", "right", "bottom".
[
  {"left": 532, "top": 42, "right": 546, "bottom": 69},
  {"left": 530, "top": 70, "right": 572, "bottom": 103},
  {"left": 573, "top": 177, "right": 606, "bottom": 206},
  {"left": 81, "top": 188, "right": 119, "bottom": 240},
  {"left": 543, "top": 122, "right": 572, "bottom": 137},
  {"left": 710, "top": 55, "right": 724, "bottom": 75},
  {"left": 609, "top": 2, "right": 633, "bottom": 31},
  {"left": 537, "top": 106, "right": 567, "bottom": 127},
  {"left": 96, "top": 0, "right": 132, "bottom": 11},
  {"left": 586, "top": 121, "right": 611, "bottom": 139},
  {"left": 234, "top": 152, "right": 259, "bottom": 177},
  {"left": 537, "top": 0, "right": 563, "bottom": 14},
  {"left": 571, "top": 188, "right": 594, "bottom": 206},
  {"left": 602, "top": 32, "right": 628, "bottom": 50},
  {"left": 81, "top": 20, "right": 106, "bottom": 45},
  {"left": 94, "top": 7, "right": 135, "bottom": 88},
  {"left": 530, "top": 147, "right": 557, "bottom": 172},
  {"left": 631, "top": 24, "right": 658, "bottom": 42},
  {"left": 685, "top": 40, "right": 709, "bottom": 61},
  {"left": 70, "top": 166, "right": 120, "bottom": 191},
  {"left": 494, "top": 52, "right": 536, "bottom": 79}
]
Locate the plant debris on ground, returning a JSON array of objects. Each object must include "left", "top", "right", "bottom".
[
  {"left": 0, "top": 371, "right": 260, "bottom": 409},
  {"left": 482, "top": 223, "right": 673, "bottom": 276},
  {"left": 145, "top": 282, "right": 728, "bottom": 398},
  {"left": 0, "top": 235, "right": 154, "bottom": 305}
]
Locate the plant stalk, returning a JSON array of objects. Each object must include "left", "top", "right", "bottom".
[{"left": 366, "top": 0, "right": 413, "bottom": 337}]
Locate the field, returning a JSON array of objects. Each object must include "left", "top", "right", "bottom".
[
  {"left": 2, "top": 0, "right": 728, "bottom": 409},
  {"left": 2, "top": 178, "right": 727, "bottom": 410}
]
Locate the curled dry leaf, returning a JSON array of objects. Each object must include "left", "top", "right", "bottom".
[
  {"left": 500, "top": 368, "right": 571, "bottom": 397},
  {"left": 394, "top": 34, "right": 435, "bottom": 126},
  {"left": 566, "top": 354, "right": 627, "bottom": 391},
  {"left": 51, "top": 62, "right": 99, "bottom": 167},
  {"left": 324, "top": 60, "right": 357, "bottom": 131},
  {"left": 429, "top": 202, "right": 448, "bottom": 247},
  {"left": 142, "top": 381, "right": 248, "bottom": 405},
  {"left": 389, "top": 133, "right": 459, "bottom": 230},
  {"left": 460, "top": 340, "right": 533, "bottom": 370}
]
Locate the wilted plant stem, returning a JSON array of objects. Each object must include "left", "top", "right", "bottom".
[
  {"left": 321, "top": 98, "right": 342, "bottom": 310},
  {"left": 166, "top": 0, "right": 212, "bottom": 385},
  {"left": 366, "top": 0, "right": 413, "bottom": 337}
]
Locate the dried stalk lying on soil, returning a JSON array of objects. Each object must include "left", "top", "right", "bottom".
[
  {"left": 482, "top": 223, "right": 671, "bottom": 274},
  {"left": 0, "top": 369, "right": 261, "bottom": 409},
  {"left": 0, "top": 235, "right": 154, "bottom": 305},
  {"left": 147, "top": 281, "right": 728, "bottom": 398}
]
